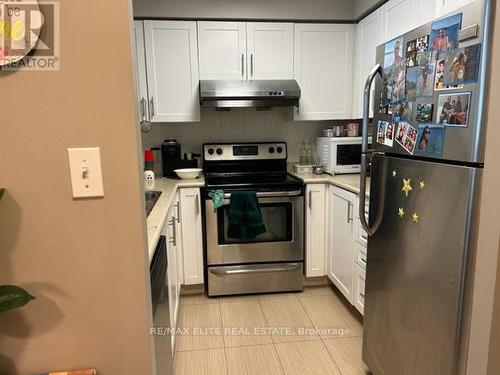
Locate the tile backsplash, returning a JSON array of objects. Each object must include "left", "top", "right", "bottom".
[{"left": 141, "top": 107, "right": 359, "bottom": 176}]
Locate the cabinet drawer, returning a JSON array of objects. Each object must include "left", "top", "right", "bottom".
[
  {"left": 354, "top": 218, "right": 368, "bottom": 247},
  {"left": 354, "top": 241, "right": 367, "bottom": 270},
  {"left": 354, "top": 263, "right": 366, "bottom": 315}
]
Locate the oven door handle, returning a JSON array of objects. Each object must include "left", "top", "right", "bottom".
[
  {"left": 210, "top": 264, "right": 302, "bottom": 275},
  {"left": 222, "top": 190, "right": 302, "bottom": 199}
]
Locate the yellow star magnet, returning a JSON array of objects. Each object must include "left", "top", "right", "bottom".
[
  {"left": 398, "top": 207, "right": 405, "bottom": 218},
  {"left": 392, "top": 170, "right": 397, "bottom": 177},
  {"left": 402, "top": 178, "right": 412, "bottom": 197},
  {"left": 419, "top": 180, "right": 426, "bottom": 190},
  {"left": 412, "top": 212, "right": 419, "bottom": 223}
]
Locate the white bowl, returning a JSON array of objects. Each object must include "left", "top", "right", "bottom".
[{"left": 174, "top": 168, "right": 203, "bottom": 180}]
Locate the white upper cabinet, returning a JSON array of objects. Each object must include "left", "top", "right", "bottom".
[
  {"left": 133, "top": 21, "right": 149, "bottom": 123},
  {"left": 294, "top": 24, "right": 354, "bottom": 121},
  {"left": 144, "top": 20, "right": 200, "bottom": 122},
  {"left": 246, "top": 22, "right": 294, "bottom": 79},
  {"left": 352, "top": 9, "right": 383, "bottom": 118},
  {"left": 198, "top": 22, "right": 247, "bottom": 80},
  {"left": 436, "top": 0, "right": 476, "bottom": 16},
  {"left": 380, "top": 0, "right": 422, "bottom": 42}
]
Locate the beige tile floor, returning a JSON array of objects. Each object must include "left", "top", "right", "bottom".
[{"left": 173, "top": 285, "right": 371, "bottom": 375}]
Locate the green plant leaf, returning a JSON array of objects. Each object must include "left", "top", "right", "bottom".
[{"left": 0, "top": 285, "right": 36, "bottom": 314}]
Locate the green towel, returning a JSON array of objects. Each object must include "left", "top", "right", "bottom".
[
  {"left": 208, "top": 190, "right": 224, "bottom": 208},
  {"left": 227, "top": 191, "right": 266, "bottom": 240}
]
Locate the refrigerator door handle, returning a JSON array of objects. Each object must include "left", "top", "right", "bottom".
[{"left": 360, "top": 64, "right": 383, "bottom": 236}]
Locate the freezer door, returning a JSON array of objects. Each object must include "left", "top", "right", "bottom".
[
  {"left": 371, "top": 0, "right": 492, "bottom": 164},
  {"left": 362, "top": 155, "right": 481, "bottom": 375}
]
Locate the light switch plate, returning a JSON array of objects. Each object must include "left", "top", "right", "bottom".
[{"left": 67, "top": 147, "right": 104, "bottom": 198}]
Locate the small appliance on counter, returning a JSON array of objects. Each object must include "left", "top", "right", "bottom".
[
  {"left": 316, "top": 136, "right": 372, "bottom": 175},
  {"left": 161, "top": 139, "right": 200, "bottom": 178}
]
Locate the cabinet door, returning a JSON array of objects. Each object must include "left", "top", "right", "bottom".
[
  {"left": 353, "top": 263, "right": 366, "bottom": 315},
  {"left": 328, "top": 186, "right": 356, "bottom": 303},
  {"left": 381, "top": 0, "right": 422, "bottom": 42},
  {"left": 180, "top": 188, "right": 204, "bottom": 285},
  {"left": 294, "top": 24, "right": 354, "bottom": 120},
  {"left": 436, "top": 0, "right": 475, "bottom": 16},
  {"left": 352, "top": 10, "right": 383, "bottom": 118},
  {"left": 246, "top": 23, "right": 294, "bottom": 79},
  {"left": 163, "top": 205, "right": 179, "bottom": 351},
  {"left": 305, "top": 184, "right": 327, "bottom": 277},
  {"left": 173, "top": 192, "right": 184, "bottom": 289},
  {"left": 144, "top": 20, "right": 200, "bottom": 122},
  {"left": 133, "top": 21, "right": 149, "bottom": 123},
  {"left": 198, "top": 21, "right": 247, "bottom": 80}
]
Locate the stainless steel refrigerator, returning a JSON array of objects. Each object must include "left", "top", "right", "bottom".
[{"left": 359, "top": 0, "right": 494, "bottom": 374}]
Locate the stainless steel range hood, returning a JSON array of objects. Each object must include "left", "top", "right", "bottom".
[{"left": 200, "top": 80, "right": 301, "bottom": 108}]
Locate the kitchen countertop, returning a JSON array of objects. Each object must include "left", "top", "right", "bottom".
[
  {"left": 287, "top": 165, "right": 370, "bottom": 196},
  {"left": 146, "top": 176, "right": 205, "bottom": 263}
]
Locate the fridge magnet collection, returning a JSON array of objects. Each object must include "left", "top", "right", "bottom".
[{"left": 377, "top": 11, "right": 481, "bottom": 154}]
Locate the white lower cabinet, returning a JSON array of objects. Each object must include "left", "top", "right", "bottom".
[
  {"left": 327, "top": 185, "right": 356, "bottom": 303},
  {"left": 179, "top": 188, "right": 204, "bottom": 285},
  {"left": 162, "top": 198, "right": 180, "bottom": 351},
  {"left": 305, "top": 184, "right": 327, "bottom": 277},
  {"left": 353, "top": 263, "right": 366, "bottom": 314},
  {"left": 325, "top": 184, "right": 368, "bottom": 315}
]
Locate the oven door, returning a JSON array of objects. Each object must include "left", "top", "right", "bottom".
[{"left": 205, "top": 190, "right": 304, "bottom": 265}]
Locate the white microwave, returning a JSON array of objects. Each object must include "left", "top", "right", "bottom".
[{"left": 317, "top": 137, "right": 372, "bottom": 175}]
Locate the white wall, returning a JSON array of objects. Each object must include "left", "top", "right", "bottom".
[
  {"left": 141, "top": 108, "right": 336, "bottom": 175},
  {"left": 133, "top": 0, "right": 354, "bottom": 20}
]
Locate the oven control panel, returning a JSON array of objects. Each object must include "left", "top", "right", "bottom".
[{"left": 204, "top": 143, "right": 287, "bottom": 161}]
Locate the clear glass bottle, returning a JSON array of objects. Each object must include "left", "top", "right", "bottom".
[{"left": 299, "top": 140, "right": 308, "bottom": 165}]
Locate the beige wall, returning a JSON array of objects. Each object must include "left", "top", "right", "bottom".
[
  {"left": 133, "top": 0, "right": 354, "bottom": 20},
  {"left": 467, "top": 1, "right": 500, "bottom": 374},
  {"left": 0, "top": 1, "right": 153, "bottom": 374}
]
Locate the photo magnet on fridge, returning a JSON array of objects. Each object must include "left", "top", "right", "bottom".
[
  {"left": 416, "top": 103, "right": 434, "bottom": 123},
  {"left": 384, "top": 36, "right": 405, "bottom": 68},
  {"left": 405, "top": 67, "right": 419, "bottom": 101},
  {"left": 403, "top": 124, "right": 417, "bottom": 155},
  {"left": 443, "top": 44, "right": 482, "bottom": 85},
  {"left": 436, "top": 92, "right": 471, "bottom": 127},
  {"left": 384, "top": 63, "right": 406, "bottom": 104},
  {"left": 430, "top": 13, "right": 463, "bottom": 52},
  {"left": 415, "top": 54, "right": 436, "bottom": 98},
  {"left": 392, "top": 102, "right": 413, "bottom": 124},
  {"left": 415, "top": 124, "right": 445, "bottom": 157},
  {"left": 395, "top": 121, "right": 410, "bottom": 146},
  {"left": 435, "top": 58, "right": 464, "bottom": 90},
  {"left": 406, "top": 39, "right": 417, "bottom": 67},
  {"left": 377, "top": 121, "right": 395, "bottom": 147}
]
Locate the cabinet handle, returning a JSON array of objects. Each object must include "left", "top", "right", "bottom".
[
  {"left": 250, "top": 53, "right": 253, "bottom": 77},
  {"left": 174, "top": 202, "right": 180, "bottom": 223},
  {"left": 347, "top": 202, "right": 353, "bottom": 223},
  {"left": 308, "top": 190, "right": 312, "bottom": 209},
  {"left": 149, "top": 97, "right": 155, "bottom": 118},
  {"left": 140, "top": 97, "right": 147, "bottom": 122},
  {"left": 169, "top": 216, "right": 177, "bottom": 246},
  {"left": 241, "top": 54, "right": 244, "bottom": 77},
  {"left": 195, "top": 193, "right": 199, "bottom": 213}
]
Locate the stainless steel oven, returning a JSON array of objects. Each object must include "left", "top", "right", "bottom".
[
  {"left": 203, "top": 142, "right": 305, "bottom": 296},
  {"left": 205, "top": 190, "right": 304, "bottom": 296}
]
